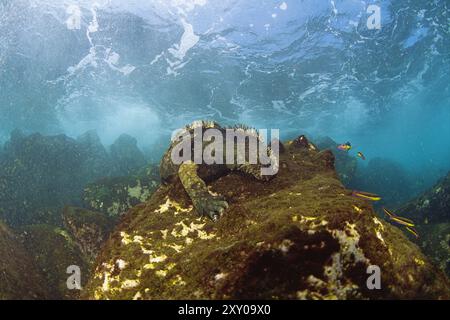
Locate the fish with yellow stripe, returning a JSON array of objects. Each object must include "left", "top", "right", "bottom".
[
  {"left": 383, "top": 207, "right": 419, "bottom": 238},
  {"left": 383, "top": 208, "right": 415, "bottom": 227},
  {"left": 405, "top": 226, "right": 419, "bottom": 238},
  {"left": 352, "top": 190, "right": 381, "bottom": 201}
]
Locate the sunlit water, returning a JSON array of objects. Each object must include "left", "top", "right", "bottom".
[{"left": 1, "top": 0, "right": 449, "bottom": 193}]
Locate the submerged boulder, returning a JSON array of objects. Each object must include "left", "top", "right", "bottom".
[
  {"left": 83, "top": 173, "right": 160, "bottom": 218},
  {"left": 0, "top": 132, "right": 84, "bottom": 226},
  {"left": 0, "top": 130, "right": 149, "bottom": 227},
  {"left": 110, "top": 134, "right": 147, "bottom": 176},
  {"left": 414, "top": 223, "right": 449, "bottom": 277},
  {"left": 397, "top": 172, "right": 450, "bottom": 225},
  {"left": 18, "top": 224, "right": 88, "bottom": 300},
  {"left": 62, "top": 206, "right": 114, "bottom": 264},
  {"left": 84, "top": 137, "right": 449, "bottom": 300},
  {"left": 396, "top": 172, "right": 450, "bottom": 277},
  {"left": 77, "top": 130, "right": 114, "bottom": 181},
  {"left": 15, "top": 207, "right": 114, "bottom": 300},
  {"left": 0, "top": 221, "right": 49, "bottom": 300}
]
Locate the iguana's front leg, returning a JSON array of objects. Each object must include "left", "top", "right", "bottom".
[{"left": 179, "top": 161, "right": 229, "bottom": 221}]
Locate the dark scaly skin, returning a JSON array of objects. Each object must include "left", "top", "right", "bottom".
[
  {"left": 178, "top": 161, "right": 229, "bottom": 221},
  {"left": 160, "top": 121, "right": 277, "bottom": 221}
]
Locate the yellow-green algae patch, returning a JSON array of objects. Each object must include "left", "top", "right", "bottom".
[{"left": 84, "top": 140, "right": 450, "bottom": 300}]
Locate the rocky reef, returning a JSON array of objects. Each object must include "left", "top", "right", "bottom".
[
  {"left": 0, "top": 130, "right": 159, "bottom": 300},
  {"left": 62, "top": 206, "right": 115, "bottom": 264},
  {"left": 77, "top": 130, "right": 114, "bottom": 181},
  {"left": 0, "top": 130, "right": 87, "bottom": 226},
  {"left": 6, "top": 206, "right": 115, "bottom": 300},
  {"left": 0, "top": 221, "right": 49, "bottom": 299},
  {"left": 83, "top": 172, "right": 160, "bottom": 218},
  {"left": 414, "top": 223, "right": 449, "bottom": 277},
  {"left": 396, "top": 172, "right": 450, "bottom": 277},
  {"left": 0, "top": 130, "right": 153, "bottom": 227},
  {"left": 110, "top": 134, "right": 148, "bottom": 176},
  {"left": 18, "top": 223, "right": 88, "bottom": 299},
  {"left": 397, "top": 172, "right": 450, "bottom": 225},
  {"left": 83, "top": 137, "right": 449, "bottom": 300}
]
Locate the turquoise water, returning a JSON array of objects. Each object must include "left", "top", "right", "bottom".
[
  {"left": 1, "top": 0, "right": 450, "bottom": 301},
  {"left": 0, "top": 0, "right": 449, "bottom": 196}
]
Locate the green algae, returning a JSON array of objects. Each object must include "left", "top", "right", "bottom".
[
  {"left": 83, "top": 174, "right": 160, "bottom": 218},
  {"left": 18, "top": 224, "right": 88, "bottom": 300},
  {"left": 83, "top": 138, "right": 450, "bottom": 300},
  {"left": 0, "top": 221, "right": 50, "bottom": 300},
  {"left": 63, "top": 206, "right": 115, "bottom": 265}
]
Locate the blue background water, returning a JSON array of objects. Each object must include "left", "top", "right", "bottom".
[{"left": 0, "top": 0, "right": 449, "bottom": 192}]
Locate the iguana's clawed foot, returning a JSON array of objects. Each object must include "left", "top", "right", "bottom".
[{"left": 193, "top": 193, "right": 229, "bottom": 222}]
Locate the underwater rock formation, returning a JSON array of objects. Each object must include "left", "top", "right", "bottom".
[
  {"left": 77, "top": 130, "right": 114, "bottom": 181},
  {"left": 84, "top": 137, "right": 449, "bottom": 300},
  {"left": 0, "top": 130, "right": 150, "bottom": 227},
  {"left": 15, "top": 207, "right": 115, "bottom": 300},
  {"left": 0, "top": 221, "right": 49, "bottom": 299},
  {"left": 316, "top": 136, "right": 357, "bottom": 186},
  {"left": 0, "top": 131, "right": 85, "bottom": 226},
  {"left": 397, "top": 172, "right": 450, "bottom": 225},
  {"left": 110, "top": 134, "right": 147, "bottom": 176},
  {"left": 62, "top": 206, "right": 114, "bottom": 264},
  {"left": 414, "top": 223, "right": 449, "bottom": 277},
  {"left": 396, "top": 172, "right": 450, "bottom": 277},
  {"left": 18, "top": 224, "right": 88, "bottom": 300},
  {"left": 83, "top": 172, "right": 160, "bottom": 218}
]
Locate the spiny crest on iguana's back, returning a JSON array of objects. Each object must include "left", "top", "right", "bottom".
[
  {"left": 170, "top": 121, "right": 223, "bottom": 143},
  {"left": 228, "top": 123, "right": 260, "bottom": 140},
  {"left": 180, "top": 121, "right": 266, "bottom": 145},
  {"left": 185, "top": 120, "right": 222, "bottom": 131}
]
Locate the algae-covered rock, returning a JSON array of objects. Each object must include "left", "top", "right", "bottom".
[
  {"left": 62, "top": 206, "right": 114, "bottom": 264},
  {"left": 316, "top": 136, "right": 357, "bottom": 186},
  {"left": 83, "top": 174, "right": 160, "bottom": 218},
  {"left": 414, "top": 223, "right": 449, "bottom": 277},
  {"left": 395, "top": 172, "right": 450, "bottom": 277},
  {"left": 0, "top": 131, "right": 84, "bottom": 226},
  {"left": 84, "top": 138, "right": 449, "bottom": 300},
  {"left": 0, "top": 130, "right": 150, "bottom": 227},
  {"left": 0, "top": 221, "right": 49, "bottom": 300},
  {"left": 397, "top": 172, "right": 450, "bottom": 225},
  {"left": 18, "top": 224, "right": 88, "bottom": 299},
  {"left": 16, "top": 207, "right": 114, "bottom": 300}
]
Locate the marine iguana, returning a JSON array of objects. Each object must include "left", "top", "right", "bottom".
[{"left": 159, "top": 121, "right": 280, "bottom": 221}]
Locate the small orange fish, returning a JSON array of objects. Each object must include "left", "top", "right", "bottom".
[{"left": 337, "top": 142, "right": 352, "bottom": 151}]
